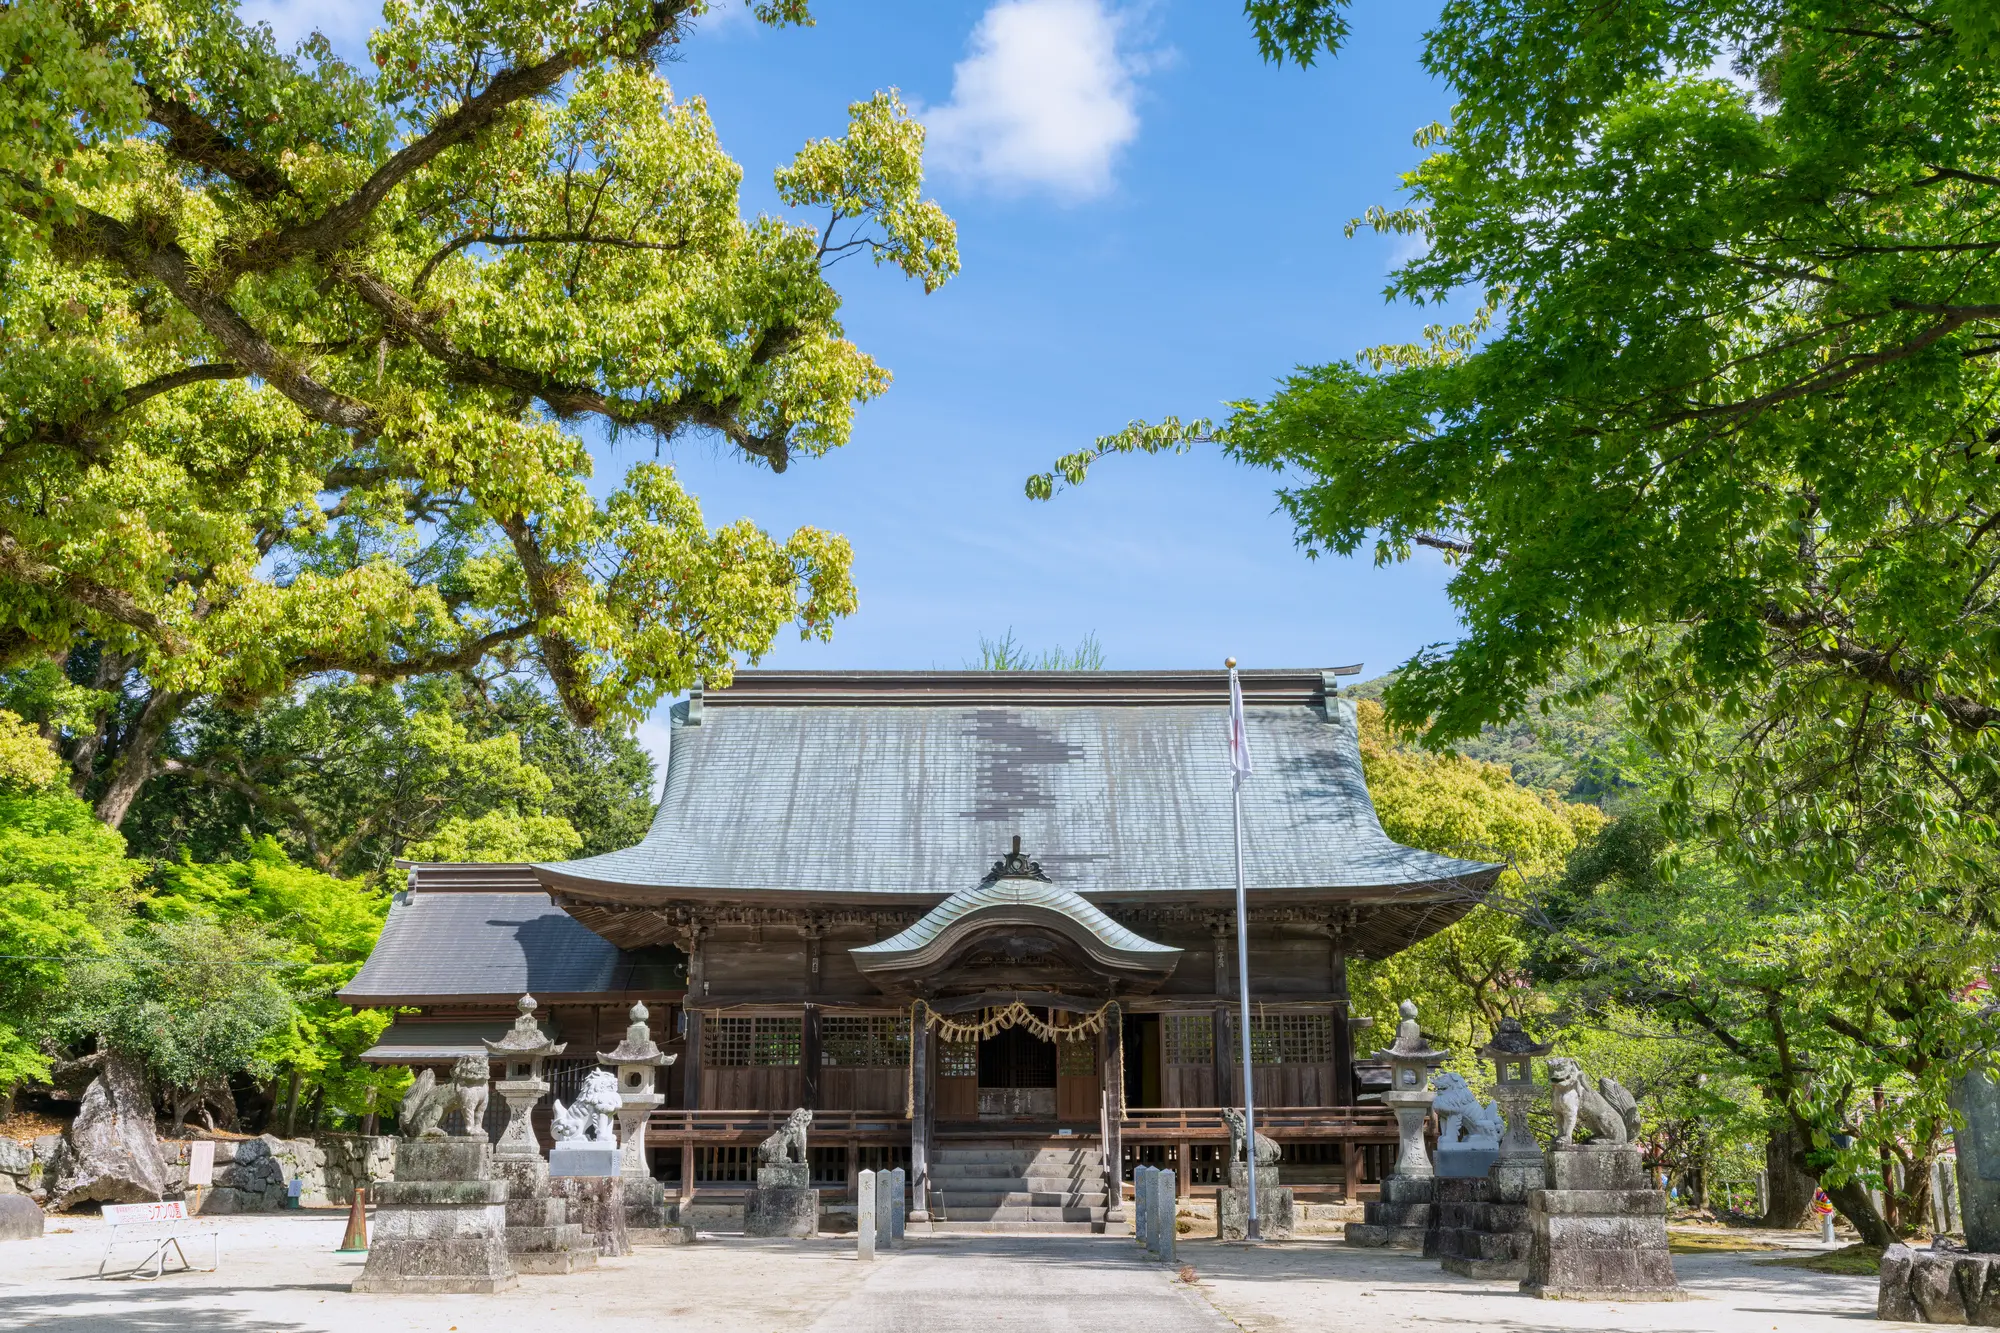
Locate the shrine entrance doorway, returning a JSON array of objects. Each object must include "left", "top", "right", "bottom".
[{"left": 977, "top": 1025, "right": 1056, "bottom": 1119}]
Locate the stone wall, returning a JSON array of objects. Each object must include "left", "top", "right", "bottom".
[
  {"left": 0, "top": 1136, "right": 64, "bottom": 1201},
  {"left": 320, "top": 1134, "right": 397, "bottom": 1205},
  {"left": 161, "top": 1136, "right": 329, "bottom": 1212},
  {"left": 1880, "top": 1244, "right": 2000, "bottom": 1324}
]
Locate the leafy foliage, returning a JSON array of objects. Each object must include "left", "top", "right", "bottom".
[
  {"left": 1, "top": 0, "right": 954, "bottom": 825},
  {"left": 147, "top": 836, "right": 402, "bottom": 1127},
  {"left": 1348, "top": 698, "right": 1603, "bottom": 1050},
  {"left": 59, "top": 916, "right": 294, "bottom": 1127},
  {"left": 0, "top": 737, "right": 137, "bottom": 1092}
]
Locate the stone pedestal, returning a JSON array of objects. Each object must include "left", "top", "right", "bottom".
[
  {"left": 1435, "top": 1144, "right": 1498, "bottom": 1179},
  {"left": 1881, "top": 1244, "right": 2000, "bottom": 1324},
  {"left": 1218, "top": 1163, "right": 1295, "bottom": 1241},
  {"left": 1434, "top": 1155, "right": 1544, "bottom": 1280},
  {"left": 551, "top": 1175, "right": 630, "bottom": 1257},
  {"left": 744, "top": 1161, "right": 818, "bottom": 1238},
  {"left": 1345, "top": 1174, "right": 1434, "bottom": 1249},
  {"left": 493, "top": 1156, "right": 596, "bottom": 1275},
  {"left": 549, "top": 1144, "right": 620, "bottom": 1178},
  {"left": 351, "top": 1137, "right": 515, "bottom": 1294},
  {"left": 1522, "top": 1145, "right": 1681, "bottom": 1300}
]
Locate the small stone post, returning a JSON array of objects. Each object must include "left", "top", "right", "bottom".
[
  {"left": 1153, "top": 1167, "right": 1176, "bottom": 1263},
  {"left": 1144, "top": 1160, "right": 1160, "bottom": 1248},
  {"left": 875, "top": 1167, "right": 895, "bottom": 1252},
  {"left": 890, "top": 1167, "right": 906, "bottom": 1243},
  {"left": 856, "top": 1169, "right": 876, "bottom": 1262}
]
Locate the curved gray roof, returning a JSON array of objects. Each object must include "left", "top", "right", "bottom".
[
  {"left": 535, "top": 670, "right": 1498, "bottom": 900},
  {"left": 854, "top": 878, "right": 1181, "bottom": 958}
]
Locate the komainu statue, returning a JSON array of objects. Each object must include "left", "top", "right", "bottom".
[
  {"left": 758, "top": 1107, "right": 812, "bottom": 1165},
  {"left": 401, "top": 1055, "right": 491, "bottom": 1139},
  {"left": 1221, "top": 1106, "right": 1280, "bottom": 1168},
  {"left": 551, "top": 1068, "right": 622, "bottom": 1145},
  {"left": 1547, "top": 1056, "right": 1642, "bottom": 1146},
  {"left": 1431, "top": 1071, "right": 1504, "bottom": 1149}
]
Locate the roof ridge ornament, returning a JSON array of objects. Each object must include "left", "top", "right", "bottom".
[{"left": 981, "top": 835, "right": 1051, "bottom": 884}]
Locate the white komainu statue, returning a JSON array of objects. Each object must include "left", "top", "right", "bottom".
[
  {"left": 759, "top": 1107, "right": 812, "bottom": 1165},
  {"left": 399, "top": 1054, "right": 491, "bottom": 1139},
  {"left": 1431, "top": 1071, "right": 1503, "bottom": 1149},
  {"left": 1546, "top": 1056, "right": 1642, "bottom": 1146},
  {"left": 551, "top": 1068, "right": 622, "bottom": 1145}
]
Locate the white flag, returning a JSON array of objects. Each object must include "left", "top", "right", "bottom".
[{"left": 1228, "top": 664, "right": 1253, "bottom": 787}]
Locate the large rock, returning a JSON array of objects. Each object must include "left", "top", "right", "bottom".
[
  {"left": 48, "top": 1052, "right": 167, "bottom": 1209},
  {"left": 0, "top": 1194, "right": 45, "bottom": 1240}
]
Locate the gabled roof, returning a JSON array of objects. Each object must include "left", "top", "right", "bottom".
[
  {"left": 338, "top": 891, "right": 683, "bottom": 1005},
  {"left": 534, "top": 670, "right": 1500, "bottom": 902}
]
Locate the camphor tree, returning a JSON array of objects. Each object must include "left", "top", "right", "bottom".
[
  {"left": 1035, "top": 1, "right": 2000, "bottom": 1240},
  {"left": 0, "top": 0, "right": 957, "bottom": 825}
]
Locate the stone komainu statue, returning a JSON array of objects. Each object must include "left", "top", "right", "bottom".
[
  {"left": 551, "top": 1068, "right": 622, "bottom": 1144},
  {"left": 401, "top": 1054, "right": 491, "bottom": 1139},
  {"left": 758, "top": 1107, "right": 812, "bottom": 1165},
  {"left": 1221, "top": 1106, "right": 1280, "bottom": 1168},
  {"left": 1546, "top": 1056, "right": 1642, "bottom": 1146}
]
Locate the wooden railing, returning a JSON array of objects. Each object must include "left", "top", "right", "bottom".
[
  {"left": 1119, "top": 1106, "right": 1400, "bottom": 1140},
  {"left": 644, "top": 1109, "right": 909, "bottom": 1141}
]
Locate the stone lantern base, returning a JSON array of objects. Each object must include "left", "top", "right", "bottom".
[
  {"left": 1345, "top": 1174, "right": 1433, "bottom": 1249},
  {"left": 1433, "top": 1154, "right": 1546, "bottom": 1280}
]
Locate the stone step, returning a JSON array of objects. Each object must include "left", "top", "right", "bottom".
[
  {"left": 929, "top": 1189, "right": 1109, "bottom": 1209},
  {"left": 928, "top": 1203, "right": 1107, "bottom": 1224},
  {"left": 924, "top": 1160, "right": 1104, "bottom": 1176},
  {"left": 930, "top": 1146, "right": 1103, "bottom": 1163},
  {"left": 927, "top": 1219, "right": 1106, "bottom": 1235}
]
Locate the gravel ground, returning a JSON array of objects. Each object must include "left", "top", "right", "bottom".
[{"left": 0, "top": 1209, "right": 1911, "bottom": 1333}]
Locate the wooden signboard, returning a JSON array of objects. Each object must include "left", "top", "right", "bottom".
[{"left": 186, "top": 1141, "right": 215, "bottom": 1188}]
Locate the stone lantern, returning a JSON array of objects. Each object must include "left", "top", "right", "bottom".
[
  {"left": 598, "top": 1001, "right": 676, "bottom": 1180},
  {"left": 485, "top": 993, "right": 565, "bottom": 1161},
  {"left": 1375, "top": 999, "right": 1447, "bottom": 1178},
  {"left": 1477, "top": 1016, "right": 1552, "bottom": 1162}
]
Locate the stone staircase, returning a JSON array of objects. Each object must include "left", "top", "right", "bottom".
[{"left": 926, "top": 1139, "right": 1111, "bottom": 1233}]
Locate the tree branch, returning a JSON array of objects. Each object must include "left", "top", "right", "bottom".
[{"left": 0, "top": 527, "right": 192, "bottom": 653}]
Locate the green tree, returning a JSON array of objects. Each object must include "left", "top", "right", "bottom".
[
  {"left": 118, "top": 678, "right": 606, "bottom": 876},
  {"left": 149, "top": 836, "right": 400, "bottom": 1132},
  {"left": 60, "top": 916, "right": 294, "bottom": 1130},
  {"left": 2, "top": 0, "right": 957, "bottom": 826},
  {"left": 1347, "top": 698, "right": 1603, "bottom": 1051},
  {"left": 1534, "top": 806, "right": 1994, "bottom": 1242},
  {"left": 0, "top": 710, "right": 136, "bottom": 1113}
]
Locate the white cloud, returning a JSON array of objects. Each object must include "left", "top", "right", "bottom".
[{"left": 925, "top": 0, "right": 1145, "bottom": 201}]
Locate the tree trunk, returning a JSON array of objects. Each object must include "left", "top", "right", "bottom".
[
  {"left": 0, "top": 1080, "right": 15, "bottom": 1120},
  {"left": 1825, "top": 1176, "right": 1896, "bottom": 1246},
  {"left": 68, "top": 648, "right": 130, "bottom": 797},
  {"left": 93, "top": 687, "right": 190, "bottom": 827},
  {"left": 1762, "top": 1125, "right": 1817, "bottom": 1228},
  {"left": 283, "top": 1068, "right": 303, "bottom": 1138}
]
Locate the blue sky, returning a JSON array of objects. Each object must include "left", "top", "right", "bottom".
[{"left": 246, "top": 1, "right": 1467, "bottom": 770}]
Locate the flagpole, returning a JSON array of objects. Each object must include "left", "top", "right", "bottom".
[{"left": 1226, "top": 657, "right": 1261, "bottom": 1242}]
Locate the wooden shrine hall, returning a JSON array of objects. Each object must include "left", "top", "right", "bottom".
[{"left": 340, "top": 669, "right": 1501, "bottom": 1224}]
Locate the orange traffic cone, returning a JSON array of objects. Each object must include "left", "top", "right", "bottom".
[{"left": 337, "top": 1186, "right": 369, "bottom": 1252}]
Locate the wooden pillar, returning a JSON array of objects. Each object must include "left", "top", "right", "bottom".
[
  {"left": 682, "top": 1009, "right": 704, "bottom": 1110},
  {"left": 909, "top": 1016, "right": 932, "bottom": 1221},
  {"left": 1102, "top": 1001, "right": 1125, "bottom": 1222},
  {"left": 1342, "top": 1141, "right": 1361, "bottom": 1202},
  {"left": 1331, "top": 947, "right": 1354, "bottom": 1106},
  {"left": 1177, "top": 1138, "right": 1193, "bottom": 1198},
  {"left": 680, "top": 1139, "right": 696, "bottom": 1207},
  {"left": 801, "top": 1004, "right": 822, "bottom": 1110}
]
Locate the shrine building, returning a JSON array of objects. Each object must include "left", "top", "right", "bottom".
[{"left": 340, "top": 669, "right": 1499, "bottom": 1225}]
